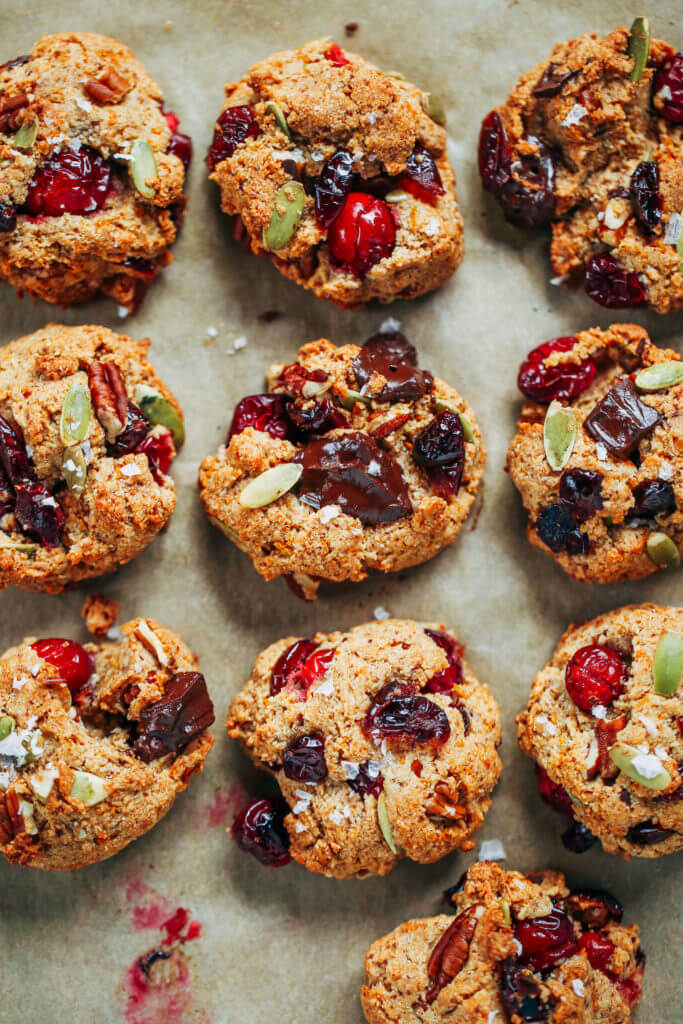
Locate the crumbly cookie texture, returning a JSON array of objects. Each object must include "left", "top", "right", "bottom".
[
  {"left": 507, "top": 323, "right": 682, "bottom": 583},
  {"left": 207, "top": 38, "right": 463, "bottom": 307},
  {"left": 479, "top": 25, "right": 683, "bottom": 314},
  {"left": 0, "top": 618, "right": 214, "bottom": 870},
  {"left": 518, "top": 604, "right": 683, "bottom": 860},
  {"left": 362, "top": 862, "right": 644, "bottom": 1023},
  {"left": 0, "top": 323, "right": 184, "bottom": 593},
  {"left": 0, "top": 32, "right": 190, "bottom": 310},
  {"left": 199, "top": 335, "right": 485, "bottom": 599},
  {"left": 227, "top": 619, "right": 501, "bottom": 878}
]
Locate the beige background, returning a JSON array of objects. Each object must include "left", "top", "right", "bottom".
[{"left": 0, "top": 1, "right": 681, "bottom": 1021}]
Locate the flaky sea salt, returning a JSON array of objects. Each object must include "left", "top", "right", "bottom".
[
  {"left": 379, "top": 317, "right": 401, "bottom": 334},
  {"left": 319, "top": 505, "right": 341, "bottom": 524},
  {"left": 120, "top": 463, "right": 140, "bottom": 476},
  {"left": 479, "top": 838, "right": 506, "bottom": 861},
  {"left": 561, "top": 104, "right": 587, "bottom": 127},
  {"left": 572, "top": 979, "right": 585, "bottom": 997},
  {"left": 631, "top": 753, "right": 664, "bottom": 779},
  {"left": 595, "top": 442, "right": 608, "bottom": 462},
  {"left": 591, "top": 705, "right": 607, "bottom": 720},
  {"left": 664, "top": 212, "right": 682, "bottom": 246},
  {"left": 373, "top": 606, "right": 390, "bottom": 621}
]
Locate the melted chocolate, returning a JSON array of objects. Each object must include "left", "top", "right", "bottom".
[
  {"left": 532, "top": 63, "right": 578, "bottom": 98},
  {"left": 584, "top": 379, "right": 661, "bottom": 459},
  {"left": 352, "top": 332, "right": 433, "bottom": 403},
  {"left": 133, "top": 672, "right": 215, "bottom": 762}
]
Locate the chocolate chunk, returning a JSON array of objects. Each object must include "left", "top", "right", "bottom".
[
  {"left": 133, "top": 672, "right": 215, "bottom": 762},
  {"left": 584, "top": 379, "right": 661, "bottom": 458},
  {"left": 532, "top": 63, "right": 578, "bottom": 98},
  {"left": 352, "top": 332, "right": 433, "bottom": 403}
]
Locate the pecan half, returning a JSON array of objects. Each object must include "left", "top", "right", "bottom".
[
  {"left": 0, "top": 790, "right": 25, "bottom": 845},
  {"left": 426, "top": 782, "right": 467, "bottom": 820},
  {"left": 88, "top": 361, "right": 129, "bottom": 442},
  {"left": 426, "top": 905, "right": 480, "bottom": 1004},
  {"left": 369, "top": 412, "right": 411, "bottom": 440},
  {"left": 0, "top": 91, "right": 28, "bottom": 131},
  {"left": 85, "top": 68, "right": 132, "bottom": 105},
  {"left": 592, "top": 715, "right": 627, "bottom": 780}
]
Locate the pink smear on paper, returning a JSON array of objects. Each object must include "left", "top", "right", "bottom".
[{"left": 193, "top": 783, "right": 246, "bottom": 830}]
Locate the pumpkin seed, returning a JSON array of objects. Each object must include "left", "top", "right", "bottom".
[
  {"left": 646, "top": 532, "right": 680, "bottom": 569},
  {"left": 239, "top": 462, "right": 303, "bottom": 508},
  {"left": 60, "top": 382, "right": 92, "bottom": 445},
  {"left": 421, "top": 91, "right": 446, "bottom": 125},
  {"left": 0, "top": 531, "right": 38, "bottom": 554},
  {"left": 434, "top": 398, "right": 477, "bottom": 444},
  {"left": 384, "top": 189, "right": 411, "bottom": 203},
  {"left": 70, "top": 770, "right": 108, "bottom": 805},
  {"left": 653, "top": 632, "right": 683, "bottom": 696},
  {"left": 209, "top": 516, "right": 239, "bottom": 542},
  {"left": 130, "top": 139, "right": 158, "bottom": 199},
  {"left": 13, "top": 119, "right": 37, "bottom": 149},
  {"left": 609, "top": 742, "right": 671, "bottom": 790},
  {"left": 62, "top": 445, "right": 87, "bottom": 496},
  {"left": 30, "top": 766, "right": 59, "bottom": 802},
  {"left": 628, "top": 17, "right": 650, "bottom": 83},
  {"left": 376, "top": 792, "right": 398, "bottom": 854},
  {"left": 385, "top": 70, "right": 406, "bottom": 81},
  {"left": 265, "top": 101, "right": 291, "bottom": 138},
  {"left": 339, "top": 388, "right": 372, "bottom": 410},
  {"left": 0, "top": 715, "right": 15, "bottom": 740},
  {"left": 498, "top": 897, "right": 511, "bottom": 926},
  {"left": 543, "top": 400, "right": 577, "bottom": 471},
  {"left": 135, "top": 384, "right": 185, "bottom": 447},
  {"left": 634, "top": 360, "right": 683, "bottom": 391},
  {"left": 262, "top": 181, "right": 305, "bottom": 250}
]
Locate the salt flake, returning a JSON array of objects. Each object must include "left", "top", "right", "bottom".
[
  {"left": 631, "top": 753, "right": 664, "bottom": 779},
  {"left": 572, "top": 979, "right": 585, "bottom": 997},
  {"left": 561, "top": 104, "right": 587, "bottom": 127},
  {"left": 379, "top": 317, "right": 401, "bottom": 334},
  {"left": 373, "top": 606, "right": 390, "bottom": 621},
  {"left": 479, "top": 838, "right": 506, "bottom": 861}
]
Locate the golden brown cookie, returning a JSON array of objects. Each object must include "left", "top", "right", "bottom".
[
  {"left": 506, "top": 323, "right": 682, "bottom": 583},
  {"left": 478, "top": 22, "right": 683, "bottom": 314},
  {"left": 0, "top": 32, "right": 191, "bottom": 311},
  {"left": 0, "top": 323, "right": 184, "bottom": 593},
  {"left": 0, "top": 618, "right": 214, "bottom": 870},
  {"left": 206, "top": 38, "right": 463, "bottom": 307},
  {"left": 227, "top": 619, "right": 501, "bottom": 878},
  {"left": 361, "top": 862, "right": 644, "bottom": 1023},
  {"left": 517, "top": 604, "right": 683, "bottom": 859}
]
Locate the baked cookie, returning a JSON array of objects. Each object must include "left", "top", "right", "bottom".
[
  {"left": 0, "top": 323, "right": 185, "bottom": 593},
  {"left": 506, "top": 323, "right": 682, "bottom": 583},
  {"left": 0, "top": 617, "right": 215, "bottom": 869},
  {"left": 199, "top": 332, "right": 485, "bottom": 599},
  {"left": 478, "top": 21, "right": 683, "bottom": 314},
  {"left": 206, "top": 38, "right": 463, "bottom": 307},
  {"left": 0, "top": 32, "right": 191, "bottom": 311},
  {"left": 361, "top": 861, "right": 645, "bottom": 1023},
  {"left": 227, "top": 619, "right": 501, "bottom": 878},
  {"left": 518, "top": 604, "right": 683, "bottom": 860}
]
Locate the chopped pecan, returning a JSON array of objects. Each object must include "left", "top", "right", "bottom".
[
  {"left": 0, "top": 92, "right": 29, "bottom": 132},
  {"left": 280, "top": 363, "right": 329, "bottom": 397},
  {"left": 88, "top": 361, "right": 129, "bottom": 442},
  {"left": 426, "top": 782, "right": 467, "bottom": 820},
  {"left": 593, "top": 714, "right": 627, "bottom": 780},
  {"left": 369, "top": 412, "right": 411, "bottom": 439},
  {"left": 426, "top": 905, "right": 480, "bottom": 1004},
  {"left": 0, "top": 790, "right": 25, "bottom": 845},
  {"left": 85, "top": 68, "right": 132, "bottom": 104}
]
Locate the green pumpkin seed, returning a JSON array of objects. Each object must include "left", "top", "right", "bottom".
[
  {"left": 339, "top": 388, "right": 372, "bottom": 410},
  {"left": 543, "top": 400, "right": 577, "bottom": 471},
  {"left": 265, "top": 101, "right": 291, "bottom": 138},
  {"left": 0, "top": 531, "right": 38, "bottom": 554},
  {"left": 60, "top": 382, "right": 92, "bottom": 445},
  {"left": 653, "top": 632, "right": 683, "bottom": 696},
  {"left": 13, "top": 119, "right": 38, "bottom": 149},
  {"left": 62, "top": 445, "right": 87, "bottom": 496},
  {"left": 384, "top": 189, "right": 411, "bottom": 203},
  {"left": 130, "top": 139, "right": 158, "bottom": 199},
  {"left": 498, "top": 897, "right": 511, "bottom": 927},
  {"left": 263, "top": 181, "right": 305, "bottom": 250},
  {"left": 646, "top": 532, "right": 680, "bottom": 569},
  {"left": 209, "top": 516, "right": 239, "bottom": 542},
  {"left": 384, "top": 70, "right": 406, "bottom": 81},
  {"left": 434, "top": 399, "right": 477, "bottom": 444},
  {"left": 70, "top": 770, "right": 108, "bottom": 806},
  {"left": 609, "top": 742, "right": 671, "bottom": 790},
  {"left": 421, "top": 91, "right": 446, "bottom": 125},
  {"left": 628, "top": 17, "right": 650, "bottom": 83},
  {"left": 30, "top": 766, "right": 59, "bottom": 802},
  {"left": 635, "top": 360, "right": 683, "bottom": 391},
  {"left": 135, "top": 384, "right": 185, "bottom": 447},
  {"left": 239, "top": 463, "right": 302, "bottom": 508},
  {"left": 376, "top": 792, "right": 398, "bottom": 854},
  {"left": 0, "top": 715, "right": 15, "bottom": 740}
]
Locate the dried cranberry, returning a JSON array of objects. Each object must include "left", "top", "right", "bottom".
[
  {"left": 559, "top": 469, "right": 604, "bottom": 521},
  {"left": 568, "top": 887, "right": 623, "bottom": 927},
  {"left": 0, "top": 55, "right": 30, "bottom": 73},
  {"left": 294, "top": 432, "right": 412, "bottom": 525},
  {"left": 626, "top": 821, "right": 672, "bottom": 845},
  {"left": 164, "top": 111, "right": 192, "bottom": 170},
  {"left": 652, "top": 52, "right": 683, "bottom": 123},
  {"left": 31, "top": 638, "right": 93, "bottom": 694},
  {"left": 584, "top": 379, "right": 661, "bottom": 459},
  {"left": 324, "top": 43, "right": 349, "bottom": 66},
  {"left": 536, "top": 504, "right": 589, "bottom": 555},
  {"left": 227, "top": 394, "right": 292, "bottom": 442},
  {"left": 347, "top": 760, "right": 383, "bottom": 797},
  {"left": 497, "top": 136, "right": 556, "bottom": 227},
  {"left": 0, "top": 202, "right": 16, "bottom": 232},
  {"left": 532, "top": 63, "right": 578, "bottom": 98},
  {"left": 122, "top": 256, "right": 158, "bottom": 278},
  {"left": 399, "top": 144, "right": 445, "bottom": 203},
  {"left": 478, "top": 110, "right": 511, "bottom": 193},
  {"left": 0, "top": 414, "right": 33, "bottom": 483},
  {"left": 207, "top": 105, "right": 260, "bottom": 171},
  {"left": 107, "top": 403, "right": 150, "bottom": 457},
  {"left": 270, "top": 641, "right": 334, "bottom": 698},
  {"left": 413, "top": 411, "right": 465, "bottom": 498},
  {"left": 616, "top": 975, "right": 643, "bottom": 1005},
  {"left": 578, "top": 931, "right": 614, "bottom": 972},
  {"left": 561, "top": 820, "right": 598, "bottom": 853},
  {"left": 231, "top": 797, "right": 291, "bottom": 867},
  {"left": 517, "top": 337, "right": 596, "bottom": 404},
  {"left": 0, "top": 463, "right": 13, "bottom": 515},
  {"left": 133, "top": 672, "right": 215, "bottom": 762},
  {"left": 499, "top": 958, "right": 548, "bottom": 1022},
  {"left": 315, "top": 149, "right": 354, "bottom": 229},
  {"left": 25, "top": 146, "right": 112, "bottom": 216},
  {"left": 515, "top": 907, "right": 578, "bottom": 971},
  {"left": 424, "top": 629, "right": 463, "bottom": 692},
  {"left": 565, "top": 644, "right": 627, "bottom": 712},
  {"left": 136, "top": 430, "right": 175, "bottom": 484},
  {"left": 327, "top": 192, "right": 396, "bottom": 276},
  {"left": 286, "top": 399, "right": 348, "bottom": 438},
  {"left": 352, "top": 332, "right": 433, "bottom": 403},
  {"left": 537, "top": 765, "right": 573, "bottom": 817},
  {"left": 627, "top": 479, "right": 676, "bottom": 519},
  {"left": 630, "top": 161, "right": 662, "bottom": 231},
  {"left": 14, "top": 479, "right": 64, "bottom": 546},
  {"left": 584, "top": 255, "right": 646, "bottom": 309},
  {"left": 362, "top": 681, "right": 450, "bottom": 747},
  {"left": 283, "top": 732, "right": 327, "bottom": 782},
  {"left": 271, "top": 639, "right": 317, "bottom": 694}
]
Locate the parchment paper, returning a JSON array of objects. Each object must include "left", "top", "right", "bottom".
[{"left": 1, "top": 2, "right": 681, "bottom": 1021}]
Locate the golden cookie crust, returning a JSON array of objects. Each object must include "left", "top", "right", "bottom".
[
  {"left": 0, "top": 618, "right": 214, "bottom": 870},
  {"left": 207, "top": 38, "right": 463, "bottom": 307},
  {"left": 227, "top": 619, "right": 501, "bottom": 879},
  {"left": 517, "top": 604, "right": 683, "bottom": 859},
  {"left": 0, "top": 32, "right": 189, "bottom": 310}
]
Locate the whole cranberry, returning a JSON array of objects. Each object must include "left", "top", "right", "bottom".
[
  {"left": 630, "top": 161, "right": 662, "bottom": 231},
  {"left": 424, "top": 629, "right": 463, "bottom": 692},
  {"left": 363, "top": 681, "right": 450, "bottom": 746},
  {"left": 578, "top": 931, "right": 614, "bottom": 972},
  {"left": 412, "top": 410, "right": 465, "bottom": 498},
  {"left": 515, "top": 907, "right": 578, "bottom": 972},
  {"left": 32, "top": 638, "right": 93, "bottom": 694},
  {"left": 315, "top": 149, "right": 354, "bottom": 229},
  {"left": 537, "top": 765, "right": 573, "bottom": 817},
  {"left": 270, "top": 641, "right": 334, "bottom": 698},
  {"left": 327, "top": 192, "right": 396, "bottom": 276},
  {"left": 536, "top": 504, "right": 589, "bottom": 555},
  {"left": 283, "top": 732, "right": 327, "bottom": 783},
  {"left": 26, "top": 146, "right": 113, "bottom": 217},
  {"left": 136, "top": 430, "right": 175, "bottom": 484},
  {"left": 207, "top": 105, "right": 260, "bottom": 171},
  {"left": 584, "top": 255, "right": 646, "bottom": 309},
  {"left": 652, "top": 52, "right": 683, "bottom": 123},
  {"left": 399, "top": 145, "right": 445, "bottom": 203},
  {"left": 517, "top": 337, "right": 596, "bottom": 404},
  {"left": 559, "top": 469, "right": 604, "bottom": 521},
  {"left": 478, "top": 110, "right": 511, "bottom": 192},
  {"left": 0, "top": 202, "right": 16, "bottom": 232},
  {"left": 228, "top": 393, "right": 292, "bottom": 442},
  {"left": 231, "top": 797, "right": 291, "bottom": 867},
  {"left": 565, "top": 644, "right": 627, "bottom": 712},
  {"left": 628, "top": 479, "right": 676, "bottom": 519}
]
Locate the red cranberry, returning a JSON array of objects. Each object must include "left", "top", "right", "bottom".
[
  {"left": 315, "top": 149, "right": 354, "bottom": 229},
  {"left": 352, "top": 332, "right": 433, "bottom": 403},
  {"left": 0, "top": 202, "right": 16, "bottom": 232},
  {"left": 537, "top": 765, "right": 573, "bottom": 817},
  {"left": 653, "top": 52, "right": 683, "bottom": 123},
  {"left": 517, "top": 337, "right": 596, "bottom": 404},
  {"left": 514, "top": 907, "right": 578, "bottom": 972},
  {"left": 271, "top": 639, "right": 317, "bottom": 694},
  {"left": 227, "top": 394, "right": 292, "bottom": 442},
  {"left": 231, "top": 797, "right": 291, "bottom": 867},
  {"left": 270, "top": 641, "right": 334, "bottom": 698},
  {"left": 626, "top": 821, "right": 672, "bottom": 845},
  {"left": 164, "top": 110, "right": 192, "bottom": 170},
  {"left": 327, "top": 192, "right": 396, "bottom": 276},
  {"left": 136, "top": 430, "right": 175, "bottom": 484},
  {"left": 399, "top": 145, "right": 445, "bottom": 203},
  {"left": 207, "top": 105, "right": 260, "bottom": 171},
  {"left": 616, "top": 975, "right": 643, "bottom": 1005},
  {"left": 424, "top": 629, "right": 463, "bottom": 692},
  {"left": 497, "top": 136, "right": 556, "bottom": 228},
  {"left": 0, "top": 463, "right": 13, "bottom": 516},
  {"left": 347, "top": 760, "right": 383, "bottom": 798},
  {"left": 362, "top": 681, "right": 450, "bottom": 747},
  {"left": 561, "top": 820, "right": 598, "bottom": 853},
  {"left": 584, "top": 255, "right": 646, "bottom": 308},
  {"left": 107, "top": 404, "right": 150, "bottom": 457},
  {"left": 584, "top": 379, "right": 661, "bottom": 460},
  {"left": 14, "top": 479, "right": 65, "bottom": 547},
  {"left": 627, "top": 479, "right": 676, "bottom": 519},
  {"left": 565, "top": 644, "right": 627, "bottom": 713},
  {"left": 0, "top": 414, "right": 33, "bottom": 482},
  {"left": 478, "top": 110, "right": 511, "bottom": 193},
  {"left": 578, "top": 931, "right": 614, "bottom": 972},
  {"left": 536, "top": 504, "right": 589, "bottom": 556},
  {"left": 500, "top": 958, "right": 548, "bottom": 1022},
  {"left": 32, "top": 638, "right": 93, "bottom": 694},
  {"left": 324, "top": 44, "right": 349, "bottom": 66},
  {"left": 559, "top": 469, "right": 604, "bottom": 521},
  {"left": 26, "top": 146, "right": 113, "bottom": 217},
  {"left": 630, "top": 161, "right": 662, "bottom": 231},
  {"left": 413, "top": 411, "right": 465, "bottom": 498},
  {"left": 283, "top": 732, "right": 327, "bottom": 782}
]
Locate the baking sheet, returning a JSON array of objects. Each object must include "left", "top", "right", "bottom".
[{"left": 0, "top": 1, "right": 681, "bottom": 1020}]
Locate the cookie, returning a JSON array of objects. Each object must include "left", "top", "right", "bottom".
[
  {"left": 478, "top": 22, "right": 683, "bottom": 314},
  {"left": 506, "top": 323, "right": 682, "bottom": 583},
  {"left": 206, "top": 38, "right": 463, "bottom": 307},
  {"left": 361, "top": 861, "right": 644, "bottom": 1023},
  {"left": 199, "top": 332, "right": 485, "bottom": 599},
  {"left": 517, "top": 604, "right": 683, "bottom": 860},
  {"left": 227, "top": 619, "right": 501, "bottom": 878},
  {"left": 0, "top": 617, "right": 214, "bottom": 869},
  {"left": 0, "top": 32, "right": 191, "bottom": 311},
  {"left": 0, "top": 323, "right": 185, "bottom": 593}
]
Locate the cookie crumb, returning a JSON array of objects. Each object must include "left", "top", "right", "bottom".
[
  {"left": 82, "top": 594, "right": 119, "bottom": 637},
  {"left": 344, "top": 22, "right": 359, "bottom": 36},
  {"left": 257, "top": 309, "right": 283, "bottom": 323},
  {"left": 478, "top": 838, "right": 506, "bottom": 861}
]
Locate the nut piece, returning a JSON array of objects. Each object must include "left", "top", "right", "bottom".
[
  {"left": 87, "top": 361, "right": 128, "bottom": 442},
  {"left": 81, "top": 594, "right": 119, "bottom": 637},
  {"left": 69, "top": 770, "right": 108, "bottom": 805},
  {"left": 85, "top": 67, "right": 132, "bottom": 104},
  {"left": 426, "top": 905, "right": 481, "bottom": 1003},
  {"left": 134, "top": 620, "right": 169, "bottom": 666}
]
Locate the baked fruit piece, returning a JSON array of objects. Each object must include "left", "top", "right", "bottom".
[
  {"left": 518, "top": 604, "right": 683, "bottom": 860},
  {"left": 206, "top": 38, "right": 463, "bottom": 307},
  {"left": 0, "top": 618, "right": 214, "bottom": 869},
  {"left": 0, "top": 323, "right": 185, "bottom": 593},
  {"left": 198, "top": 332, "right": 485, "bottom": 600},
  {"left": 361, "top": 861, "right": 645, "bottom": 1023},
  {"left": 227, "top": 619, "right": 501, "bottom": 878},
  {"left": 0, "top": 32, "right": 191, "bottom": 311},
  {"left": 506, "top": 323, "right": 682, "bottom": 583},
  {"left": 478, "top": 20, "right": 683, "bottom": 314}
]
